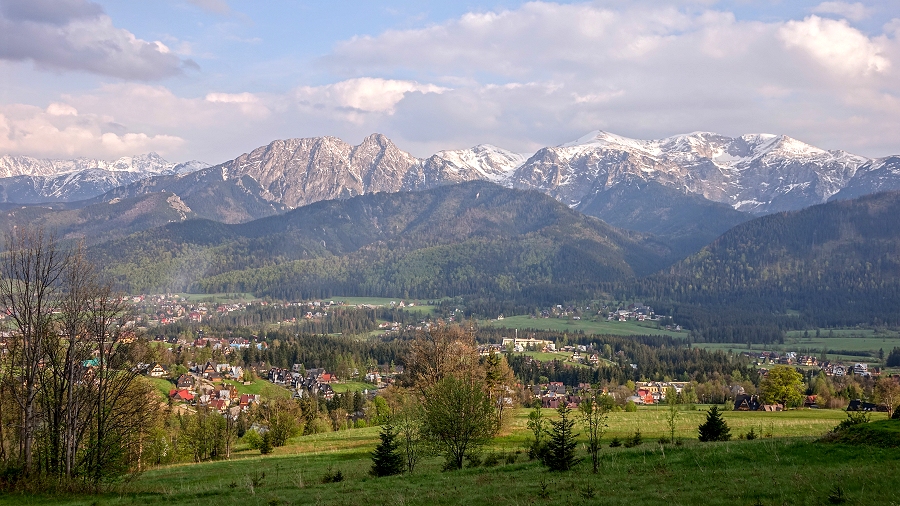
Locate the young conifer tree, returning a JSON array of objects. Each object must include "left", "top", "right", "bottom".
[
  {"left": 370, "top": 423, "right": 404, "bottom": 477},
  {"left": 543, "top": 405, "right": 579, "bottom": 471},
  {"left": 698, "top": 406, "right": 731, "bottom": 442}
]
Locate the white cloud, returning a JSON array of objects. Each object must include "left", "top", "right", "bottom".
[
  {"left": 46, "top": 103, "right": 78, "bottom": 116},
  {"left": 0, "top": 103, "right": 183, "bottom": 158},
  {"left": 4, "top": 2, "right": 900, "bottom": 163},
  {"left": 780, "top": 15, "right": 889, "bottom": 76},
  {"left": 294, "top": 78, "right": 447, "bottom": 115},
  {"left": 0, "top": 0, "right": 195, "bottom": 79},
  {"left": 811, "top": 2, "right": 873, "bottom": 22}
]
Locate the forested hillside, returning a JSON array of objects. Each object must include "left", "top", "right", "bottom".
[
  {"left": 638, "top": 191, "right": 900, "bottom": 339},
  {"left": 90, "top": 181, "right": 675, "bottom": 298}
]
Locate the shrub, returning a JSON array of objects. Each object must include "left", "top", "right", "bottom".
[
  {"left": 243, "top": 429, "right": 262, "bottom": 450},
  {"left": 746, "top": 427, "right": 758, "bottom": 440},
  {"left": 893, "top": 405, "right": 899, "bottom": 420},
  {"left": 609, "top": 437, "right": 622, "bottom": 448},
  {"left": 625, "top": 401, "right": 637, "bottom": 412},
  {"left": 833, "top": 411, "right": 870, "bottom": 433},
  {"left": 505, "top": 453, "right": 518, "bottom": 465},
  {"left": 624, "top": 431, "right": 643, "bottom": 448},
  {"left": 698, "top": 406, "right": 731, "bottom": 442},
  {"left": 483, "top": 453, "right": 500, "bottom": 467},
  {"left": 321, "top": 466, "right": 344, "bottom": 484},
  {"left": 465, "top": 452, "right": 483, "bottom": 468}
]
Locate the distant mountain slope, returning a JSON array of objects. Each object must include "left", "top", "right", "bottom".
[
  {"left": 575, "top": 179, "right": 752, "bottom": 256},
  {"left": 829, "top": 156, "right": 900, "bottom": 202},
  {"left": 90, "top": 181, "right": 674, "bottom": 298},
  {"left": 641, "top": 191, "right": 900, "bottom": 331},
  {"left": 0, "top": 192, "right": 196, "bottom": 246},
  {"left": 93, "top": 171, "right": 287, "bottom": 223},
  {"left": 511, "top": 131, "right": 867, "bottom": 215},
  {"left": 0, "top": 153, "right": 208, "bottom": 203}
]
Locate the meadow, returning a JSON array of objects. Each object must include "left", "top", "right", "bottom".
[
  {"left": 6, "top": 408, "right": 895, "bottom": 506},
  {"left": 479, "top": 315, "right": 688, "bottom": 338}
]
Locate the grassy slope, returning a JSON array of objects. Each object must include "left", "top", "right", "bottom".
[{"left": 7, "top": 409, "right": 893, "bottom": 506}]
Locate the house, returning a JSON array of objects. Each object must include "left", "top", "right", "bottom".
[
  {"left": 208, "top": 399, "right": 228, "bottom": 412},
  {"left": 148, "top": 363, "right": 167, "bottom": 378},
  {"left": 176, "top": 373, "right": 195, "bottom": 390},
  {"left": 169, "top": 389, "right": 194, "bottom": 402},
  {"left": 847, "top": 399, "right": 889, "bottom": 412},
  {"left": 734, "top": 394, "right": 761, "bottom": 411}
]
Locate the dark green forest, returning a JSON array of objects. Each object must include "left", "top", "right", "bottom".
[{"left": 81, "top": 184, "right": 900, "bottom": 339}]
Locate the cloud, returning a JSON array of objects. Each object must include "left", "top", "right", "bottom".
[
  {"left": 0, "top": 103, "right": 183, "bottom": 159},
  {"left": 4, "top": 2, "right": 900, "bottom": 164},
  {"left": 294, "top": 78, "right": 447, "bottom": 115},
  {"left": 312, "top": 2, "right": 900, "bottom": 157},
  {"left": 811, "top": 2, "right": 873, "bottom": 22},
  {"left": 0, "top": 0, "right": 195, "bottom": 79},
  {"left": 780, "top": 15, "right": 889, "bottom": 76}
]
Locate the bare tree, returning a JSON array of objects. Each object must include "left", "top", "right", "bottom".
[
  {"left": 0, "top": 227, "right": 68, "bottom": 474},
  {"left": 579, "top": 392, "right": 610, "bottom": 473}
]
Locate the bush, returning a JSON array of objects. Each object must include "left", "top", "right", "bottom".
[
  {"left": 321, "top": 466, "right": 344, "bottom": 483},
  {"left": 623, "top": 430, "right": 643, "bottom": 448},
  {"left": 465, "top": 452, "right": 483, "bottom": 468},
  {"left": 505, "top": 453, "right": 518, "bottom": 465},
  {"left": 243, "top": 429, "right": 262, "bottom": 450},
  {"left": 833, "top": 411, "right": 870, "bottom": 433},
  {"left": 625, "top": 401, "right": 637, "bottom": 412},
  {"left": 893, "top": 405, "right": 899, "bottom": 420},
  {"left": 698, "top": 406, "right": 731, "bottom": 442},
  {"left": 608, "top": 437, "right": 621, "bottom": 448},
  {"left": 482, "top": 453, "right": 500, "bottom": 467},
  {"left": 746, "top": 427, "right": 758, "bottom": 440}
]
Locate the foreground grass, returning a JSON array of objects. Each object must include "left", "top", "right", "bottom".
[{"left": 6, "top": 410, "right": 896, "bottom": 506}]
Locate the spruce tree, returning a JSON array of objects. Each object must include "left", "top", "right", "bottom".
[
  {"left": 543, "top": 405, "right": 579, "bottom": 471},
  {"left": 370, "top": 423, "right": 404, "bottom": 477},
  {"left": 698, "top": 406, "right": 731, "bottom": 442}
]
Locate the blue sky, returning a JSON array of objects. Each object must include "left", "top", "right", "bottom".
[{"left": 1, "top": 0, "right": 898, "bottom": 163}]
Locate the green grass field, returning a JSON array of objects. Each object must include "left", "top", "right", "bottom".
[
  {"left": 695, "top": 334, "right": 900, "bottom": 364},
  {"left": 146, "top": 377, "right": 174, "bottom": 400},
  {"left": 480, "top": 315, "right": 688, "bottom": 338},
  {"left": 331, "top": 381, "right": 377, "bottom": 393},
  {"left": 7, "top": 408, "right": 895, "bottom": 506}
]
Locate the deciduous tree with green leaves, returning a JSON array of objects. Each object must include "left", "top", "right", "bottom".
[{"left": 760, "top": 365, "right": 804, "bottom": 408}]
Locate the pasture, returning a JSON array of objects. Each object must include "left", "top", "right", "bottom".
[
  {"left": 6, "top": 408, "right": 895, "bottom": 506},
  {"left": 479, "top": 315, "right": 688, "bottom": 338}
]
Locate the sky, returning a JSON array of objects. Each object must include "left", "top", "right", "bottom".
[{"left": 0, "top": 0, "right": 898, "bottom": 164}]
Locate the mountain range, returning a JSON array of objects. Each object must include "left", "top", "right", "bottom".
[
  {"left": 0, "top": 153, "right": 209, "bottom": 204},
  {"left": 3, "top": 130, "right": 898, "bottom": 264}
]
